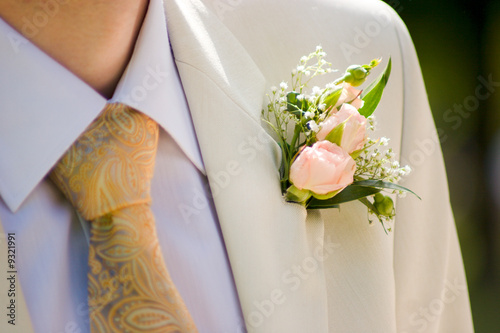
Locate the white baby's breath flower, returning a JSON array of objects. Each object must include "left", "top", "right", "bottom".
[
  {"left": 316, "top": 45, "right": 323, "bottom": 52},
  {"left": 307, "top": 120, "right": 320, "bottom": 133},
  {"left": 297, "top": 65, "right": 305, "bottom": 72},
  {"left": 305, "top": 71, "right": 311, "bottom": 76},
  {"left": 304, "top": 111, "right": 314, "bottom": 119},
  {"left": 300, "top": 56, "right": 307, "bottom": 63},
  {"left": 318, "top": 103, "right": 326, "bottom": 111},
  {"left": 326, "top": 82, "right": 337, "bottom": 89},
  {"left": 399, "top": 165, "right": 412, "bottom": 176},
  {"left": 380, "top": 137, "right": 389, "bottom": 146},
  {"left": 326, "top": 68, "right": 332, "bottom": 73},
  {"left": 291, "top": 69, "right": 297, "bottom": 75},
  {"left": 270, "top": 86, "right": 277, "bottom": 93},
  {"left": 280, "top": 82, "right": 288, "bottom": 90},
  {"left": 312, "top": 86, "right": 321, "bottom": 95},
  {"left": 297, "top": 94, "right": 305, "bottom": 101}
]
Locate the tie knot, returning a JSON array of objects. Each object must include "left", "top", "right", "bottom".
[{"left": 50, "top": 103, "right": 159, "bottom": 220}]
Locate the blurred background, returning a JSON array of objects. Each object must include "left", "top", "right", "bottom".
[{"left": 382, "top": 0, "right": 500, "bottom": 331}]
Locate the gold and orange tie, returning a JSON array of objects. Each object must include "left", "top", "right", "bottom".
[{"left": 50, "top": 103, "right": 197, "bottom": 333}]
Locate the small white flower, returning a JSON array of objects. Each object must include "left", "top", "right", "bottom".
[
  {"left": 279, "top": 96, "right": 286, "bottom": 103},
  {"left": 280, "top": 82, "right": 288, "bottom": 90},
  {"left": 297, "top": 65, "right": 305, "bottom": 72},
  {"left": 304, "top": 111, "right": 315, "bottom": 119},
  {"left": 307, "top": 120, "right": 320, "bottom": 133},
  {"left": 297, "top": 94, "right": 305, "bottom": 101},
  {"left": 398, "top": 191, "right": 407, "bottom": 198},
  {"left": 392, "top": 161, "right": 400, "bottom": 168},
  {"left": 316, "top": 45, "right": 323, "bottom": 52},
  {"left": 399, "top": 165, "right": 412, "bottom": 176},
  {"left": 291, "top": 69, "right": 297, "bottom": 75},
  {"left": 305, "top": 71, "right": 311, "bottom": 76},
  {"left": 326, "top": 82, "right": 337, "bottom": 89},
  {"left": 300, "top": 56, "right": 308, "bottom": 63},
  {"left": 385, "top": 151, "right": 395, "bottom": 159},
  {"left": 318, "top": 103, "right": 326, "bottom": 111},
  {"left": 270, "top": 86, "right": 277, "bottom": 93},
  {"left": 368, "top": 115, "right": 377, "bottom": 128},
  {"left": 326, "top": 68, "right": 332, "bottom": 73},
  {"left": 380, "top": 137, "right": 389, "bottom": 146}
]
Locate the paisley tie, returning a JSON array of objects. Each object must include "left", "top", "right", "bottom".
[{"left": 50, "top": 103, "right": 197, "bottom": 333}]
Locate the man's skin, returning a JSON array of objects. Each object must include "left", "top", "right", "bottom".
[{"left": 0, "top": 0, "right": 149, "bottom": 98}]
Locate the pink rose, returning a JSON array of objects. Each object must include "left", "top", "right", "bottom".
[
  {"left": 290, "top": 141, "right": 356, "bottom": 195},
  {"left": 334, "top": 82, "right": 364, "bottom": 110},
  {"left": 316, "top": 103, "right": 367, "bottom": 153}
]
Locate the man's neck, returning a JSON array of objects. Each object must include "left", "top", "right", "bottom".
[{"left": 0, "top": 0, "right": 149, "bottom": 98}]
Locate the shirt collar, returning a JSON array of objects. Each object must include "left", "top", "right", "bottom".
[{"left": 0, "top": 0, "right": 204, "bottom": 213}]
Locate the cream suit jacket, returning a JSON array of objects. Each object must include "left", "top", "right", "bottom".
[{"left": 0, "top": 0, "right": 474, "bottom": 332}]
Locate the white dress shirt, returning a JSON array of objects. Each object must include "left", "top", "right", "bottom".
[{"left": 0, "top": 0, "right": 245, "bottom": 332}]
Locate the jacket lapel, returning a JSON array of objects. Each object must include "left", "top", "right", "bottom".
[{"left": 163, "top": 0, "right": 329, "bottom": 331}]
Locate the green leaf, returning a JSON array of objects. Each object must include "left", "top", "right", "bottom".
[
  {"left": 324, "top": 120, "right": 346, "bottom": 147},
  {"left": 358, "top": 196, "right": 380, "bottom": 215},
  {"left": 286, "top": 92, "right": 308, "bottom": 116},
  {"left": 351, "top": 179, "right": 421, "bottom": 199},
  {"left": 322, "top": 87, "right": 342, "bottom": 109},
  {"left": 306, "top": 202, "right": 340, "bottom": 210},
  {"left": 358, "top": 57, "right": 392, "bottom": 117},
  {"left": 307, "top": 185, "right": 381, "bottom": 209}
]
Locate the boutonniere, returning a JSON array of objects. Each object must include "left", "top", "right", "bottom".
[{"left": 262, "top": 46, "right": 418, "bottom": 232}]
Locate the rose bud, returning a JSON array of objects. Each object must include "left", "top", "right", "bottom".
[
  {"left": 344, "top": 65, "right": 369, "bottom": 86},
  {"left": 316, "top": 103, "right": 367, "bottom": 154},
  {"left": 373, "top": 193, "right": 394, "bottom": 216}
]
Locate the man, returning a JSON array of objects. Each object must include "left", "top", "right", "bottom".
[{"left": 0, "top": 0, "right": 474, "bottom": 332}]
